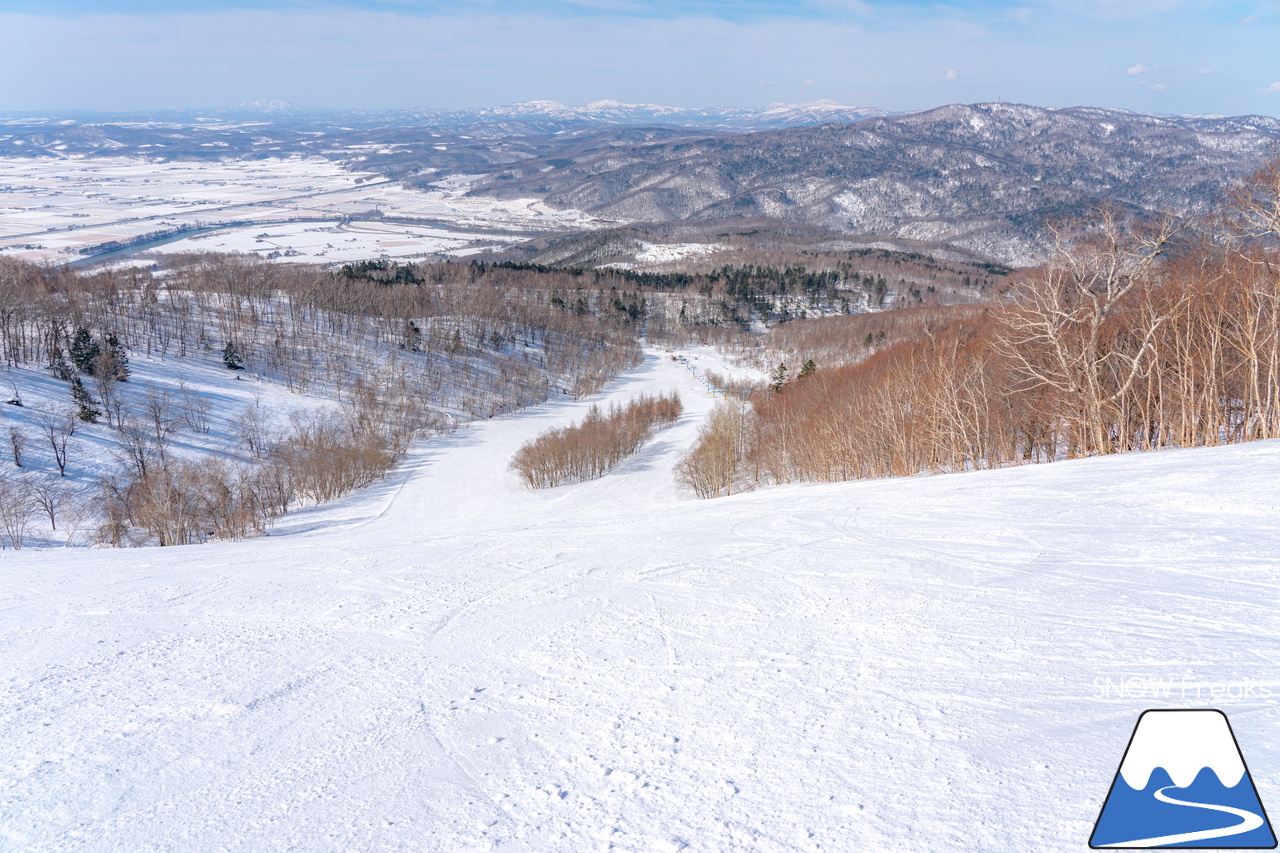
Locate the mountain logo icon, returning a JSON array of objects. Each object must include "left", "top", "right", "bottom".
[{"left": 1091, "top": 709, "right": 1276, "bottom": 848}]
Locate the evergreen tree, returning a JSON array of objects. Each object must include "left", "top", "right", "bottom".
[
  {"left": 102, "top": 332, "right": 129, "bottom": 381},
  {"left": 770, "top": 362, "right": 788, "bottom": 393},
  {"left": 798, "top": 359, "right": 817, "bottom": 380},
  {"left": 70, "top": 377, "right": 101, "bottom": 423},
  {"left": 70, "top": 327, "right": 100, "bottom": 375},
  {"left": 222, "top": 341, "right": 245, "bottom": 371},
  {"left": 403, "top": 319, "right": 422, "bottom": 352},
  {"left": 46, "top": 348, "right": 73, "bottom": 381}
]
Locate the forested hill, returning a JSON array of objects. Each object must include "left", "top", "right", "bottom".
[{"left": 468, "top": 103, "right": 1280, "bottom": 265}]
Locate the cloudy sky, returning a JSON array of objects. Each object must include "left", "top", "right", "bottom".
[{"left": 1, "top": 0, "right": 1278, "bottom": 115}]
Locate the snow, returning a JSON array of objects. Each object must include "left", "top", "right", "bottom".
[
  {"left": 4, "top": 346, "right": 1280, "bottom": 851},
  {"left": 606, "top": 242, "right": 725, "bottom": 270},
  {"left": 141, "top": 219, "right": 497, "bottom": 265},
  {"left": 632, "top": 242, "right": 721, "bottom": 265},
  {"left": 0, "top": 350, "right": 342, "bottom": 528},
  {"left": 0, "top": 158, "right": 602, "bottom": 266}
]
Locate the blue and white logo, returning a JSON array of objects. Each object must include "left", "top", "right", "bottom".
[{"left": 1091, "top": 709, "right": 1276, "bottom": 848}]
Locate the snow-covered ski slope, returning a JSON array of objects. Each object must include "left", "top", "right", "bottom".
[{"left": 4, "top": 347, "right": 1280, "bottom": 852}]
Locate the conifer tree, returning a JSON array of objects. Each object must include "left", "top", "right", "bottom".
[
  {"left": 223, "top": 341, "right": 245, "bottom": 371},
  {"left": 102, "top": 332, "right": 130, "bottom": 381},
  {"left": 770, "top": 362, "right": 788, "bottom": 393},
  {"left": 70, "top": 327, "right": 100, "bottom": 375},
  {"left": 70, "top": 377, "right": 101, "bottom": 423},
  {"left": 46, "top": 348, "right": 73, "bottom": 381}
]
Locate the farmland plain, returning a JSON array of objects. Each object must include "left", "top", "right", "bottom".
[{"left": 0, "top": 158, "right": 606, "bottom": 267}]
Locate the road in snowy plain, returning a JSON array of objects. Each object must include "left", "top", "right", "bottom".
[{"left": 3, "top": 348, "right": 1280, "bottom": 852}]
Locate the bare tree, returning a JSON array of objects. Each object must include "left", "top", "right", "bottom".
[
  {"left": 176, "top": 379, "right": 211, "bottom": 433},
  {"left": 59, "top": 490, "right": 94, "bottom": 546},
  {"left": 26, "top": 476, "right": 65, "bottom": 531},
  {"left": 1229, "top": 157, "right": 1280, "bottom": 243},
  {"left": 511, "top": 393, "right": 682, "bottom": 489},
  {"left": 237, "top": 403, "right": 277, "bottom": 459},
  {"left": 141, "top": 386, "right": 180, "bottom": 467},
  {"left": 675, "top": 401, "right": 753, "bottom": 498},
  {"left": 34, "top": 410, "right": 75, "bottom": 476},
  {"left": 143, "top": 386, "right": 180, "bottom": 445},
  {"left": 0, "top": 474, "right": 33, "bottom": 549},
  {"left": 95, "top": 368, "right": 120, "bottom": 429},
  {"left": 115, "top": 418, "right": 160, "bottom": 481},
  {"left": 999, "top": 210, "right": 1183, "bottom": 455},
  {"left": 8, "top": 425, "right": 26, "bottom": 467}
]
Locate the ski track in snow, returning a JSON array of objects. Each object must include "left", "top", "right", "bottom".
[
  {"left": 4, "top": 347, "right": 1280, "bottom": 851},
  {"left": 1106, "top": 785, "right": 1264, "bottom": 847}
]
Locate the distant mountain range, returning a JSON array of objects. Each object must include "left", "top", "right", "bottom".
[
  {"left": 0, "top": 99, "right": 894, "bottom": 134},
  {"left": 393, "top": 99, "right": 895, "bottom": 132},
  {"left": 2, "top": 100, "right": 1278, "bottom": 265},
  {"left": 467, "top": 102, "right": 1280, "bottom": 264}
]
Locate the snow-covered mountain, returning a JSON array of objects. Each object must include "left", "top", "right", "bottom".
[
  {"left": 396, "top": 98, "right": 895, "bottom": 131},
  {"left": 471, "top": 102, "right": 1280, "bottom": 265},
  {"left": 0, "top": 99, "right": 894, "bottom": 135},
  {"left": 3, "top": 100, "right": 1278, "bottom": 266},
  {"left": 231, "top": 98, "right": 318, "bottom": 115}
]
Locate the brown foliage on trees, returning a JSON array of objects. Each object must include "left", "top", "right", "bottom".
[
  {"left": 98, "top": 459, "right": 279, "bottom": 547},
  {"left": 511, "top": 392, "right": 683, "bottom": 489},
  {"left": 680, "top": 161, "right": 1280, "bottom": 496},
  {"left": 674, "top": 402, "right": 754, "bottom": 498}
]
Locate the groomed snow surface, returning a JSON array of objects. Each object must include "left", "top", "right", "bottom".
[{"left": 4, "top": 347, "right": 1280, "bottom": 852}]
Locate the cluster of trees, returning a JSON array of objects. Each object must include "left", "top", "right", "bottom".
[
  {"left": 0, "top": 252, "right": 656, "bottom": 546},
  {"left": 677, "top": 161, "right": 1280, "bottom": 495},
  {"left": 0, "top": 472, "right": 90, "bottom": 549},
  {"left": 474, "top": 248, "right": 999, "bottom": 339},
  {"left": 510, "top": 392, "right": 683, "bottom": 489},
  {"left": 95, "top": 386, "right": 417, "bottom": 546},
  {"left": 746, "top": 304, "right": 987, "bottom": 372},
  {"left": 674, "top": 402, "right": 754, "bottom": 499},
  {"left": 0, "top": 254, "right": 642, "bottom": 409}
]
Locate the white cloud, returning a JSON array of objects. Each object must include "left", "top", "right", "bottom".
[
  {"left": 1198, "top": 67, "right": 1215, "bottom": 75},
  {"left": 1127, "top": 63, "right": 1155, "bottom": 75},
  {"left": 945, "top": 69, "right": 958, "bottom": 81},
  {"left": 1268, "top": 82, "right": 1280, "bottom": 93},
  {"left": 1239, "top": 13, "right": 1264, "bottom": 23},
  {"left": 1149, "top": 82, "right": 1168, "bottom": 90},
  {"left": 803, "top": 79, "right": 817, "bottom": 86}
]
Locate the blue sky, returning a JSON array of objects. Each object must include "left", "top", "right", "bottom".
[{"left": 2, "top": 1, "right": 1278, "bottom": 115}]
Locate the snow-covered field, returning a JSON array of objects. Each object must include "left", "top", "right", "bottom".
[
  {"left": 607, "top": 242, "right": 728, "bottom": 271},
  {"left": 4, "top": 347, "right": 1280, "bottom": 851},
  {"left": 0, "top": 159, "right": 603, "bottom": 266},
  {"left": 143, "top": 218, "right": 498, "bottom": 265}
]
